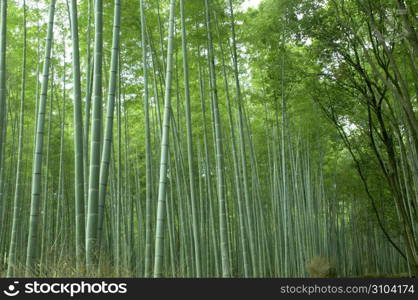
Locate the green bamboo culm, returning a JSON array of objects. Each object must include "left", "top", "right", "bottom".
[
  {"left": 180, "top": 0, "right": 201, "bottom": 277},
  {"left": 69, "top": 0, "right": 86, "bottom": 271},
  {"left": 140, "top": 0, "right": 153, "bottom": 278},
  {"left": 204, "top": 0, "right": 231, "bottom": 278},
  {"left": 86, "top": 0, "right": 103, "bottom": 269},
  {"left": 25, "top": 0, "right": 56, "bottom": 276},
  {"left": 0, "top": 0, "right": 6, "bottom": 208},
  {"left": 97, "top": 0, "right": 121, "bottom": 249},
  {"left": 6, "top": 0, "right": 25, "bottom": 278},
  {"left": 83, "top": 0, "right": 93, "bottom": 219},
  {"left": 0, "top": 0, "right": 5, "bottom": 258},
  {"left": 153, "top": 0, "right": 176, "bottom": 278},
  {"left": 228, "top": 0, "right": 258, "bottom": 277},
  {"left": 213, "top": 10, "right": 248, "bottom": 277}
]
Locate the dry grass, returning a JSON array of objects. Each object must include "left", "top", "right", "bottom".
[
  {"left": 305, "top": 256, "right": 412, "bottom": 278},
  {"left": 0, "top": 256, "right": 136, "bottom": 278},
  {"left": 307, "top": 256, "right": 337, "bottom": 278},
  {"left": 361, "top": 272, "right": 412, "bottom": 278},
  {"left": 1, "top": 255, "right": 412, "bottom": 278}
]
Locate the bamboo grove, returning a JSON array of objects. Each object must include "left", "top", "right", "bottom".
[{"left": 0, "top": 0, "right": 416, "bottom": 277}]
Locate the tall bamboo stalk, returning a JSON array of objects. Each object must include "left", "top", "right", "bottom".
[
  {"left": 97, "top": 0, "right": 121, "bottom": 249},
  {"left": 6, "top": 0, "right": 25, "bottom": 277},
  {"left": 86, "top": 0, "right": 103, "bottom": 268},
  {"left": 0, "top": 0, "right": 7, "bottom": 217},
  {"left": 204, "top": 0, "right": 231, "bottom": 277},
  {"left": 180, "top": 0, "right": 201, "bottom": 277},
  {"left": 25, "top": 0, "right": 56, "bottom": 276},
  {"left": 84, "top": 0, "right": 93, "bottom": 216},
  {"left": 153, "top": 0, "right": 176, "bottom": 278},
  {"left": 69, "top": 0, "right": 86, "bottom": 270},
  {"left": 140, "top": 0, "right": 153, "bottom": 278}
]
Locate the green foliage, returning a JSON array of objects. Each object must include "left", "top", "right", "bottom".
[{"left": 0, "top": 0, "right": 415, "bottom": 277}]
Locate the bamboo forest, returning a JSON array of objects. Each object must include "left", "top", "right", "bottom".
[{"left": 0, "top": 0, "right": 416, "bottom": 278}]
